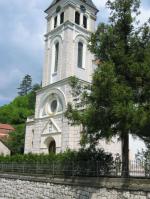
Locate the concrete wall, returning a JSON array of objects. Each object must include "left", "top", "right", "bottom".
[
  {"left": 0, "top": 174, "right": 149, "bottom": 199},
  {"left": 0, "top": 141, "right": 10, "bottom": 156}
]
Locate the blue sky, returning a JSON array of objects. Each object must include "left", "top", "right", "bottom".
[{"left": 0, "top": 0, "right": 149, "bottom": 106}]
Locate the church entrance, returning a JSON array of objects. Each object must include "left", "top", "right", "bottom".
[{"left": 48, "top": 140, "right": 56, "bottom": 153}]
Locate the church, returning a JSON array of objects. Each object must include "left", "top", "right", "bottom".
[{"left": 24, "top": 0, "right": 121, "bottom": 155}]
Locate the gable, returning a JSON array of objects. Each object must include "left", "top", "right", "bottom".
[{"left": 42, "top": 118, "right": 61, "bottom": 135}]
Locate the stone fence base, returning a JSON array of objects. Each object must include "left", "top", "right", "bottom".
[{"left": 0, "top": 174, "right": 149, "bottom": 199}]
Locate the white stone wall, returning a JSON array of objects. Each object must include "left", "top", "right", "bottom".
[
  {"left": 0, "top": 176, "right": 149, "bottom": 199},
  {"left": 43, "top": 22, "right": 94, "bottom": 86},
  {"left": 43, "top": 0, "right": 97, "bottom": 87},
  {"left": 0, "top": 142, "right": 10, "bottom": 156},
  {"left": 24, "top": 120, "right": 34, "bottom": 154}
]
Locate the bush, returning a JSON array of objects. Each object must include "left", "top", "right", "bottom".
[{"left": 0, "top": 148, "right": 114, "bottom": 177}]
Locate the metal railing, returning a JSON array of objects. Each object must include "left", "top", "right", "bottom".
[{"left": 0, "top": 160, "right": 149, "bottom": 178}]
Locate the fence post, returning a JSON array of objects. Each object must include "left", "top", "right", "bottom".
[
  {"left": 72, "top": 161, "right": 74, "bottom": 177},
  {"left": 96, "top": 161, "right": 99, "bottom": 177},
  {"left": 52, "top": 161, "right": 54, "bottom": 177},
  {"left": 22, "top": 163, "right": 24, "bottom": 174},
  {"left": 36, "top": 162, "right": 39, "bottom": 174},
  {"left": 11, "top": 162, "right": 13, "bottom": 173}
]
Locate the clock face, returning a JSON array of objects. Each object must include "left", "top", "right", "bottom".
[
  {"left": 80, "top": 5, "right": 86, "bottom": 12},
  {"left": 41, "top": 93, "right": 63, "bottom": 117}
]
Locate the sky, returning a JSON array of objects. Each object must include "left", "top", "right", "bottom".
[{"left": 0, "top": 0, "right": 149, "bottom": 106}]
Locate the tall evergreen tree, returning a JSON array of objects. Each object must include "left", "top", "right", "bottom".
[
  {"left": 66, "top": 0, "right": 150, "bottom": 177},
  {"left": 18, "top": 74, "right": 32, "bottom": 96}
]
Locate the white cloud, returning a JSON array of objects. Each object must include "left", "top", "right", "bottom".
[
  {"left": 93, "top": 0, "right": 107, "bottom": 8},
  {"left": 0, "top": 68, "right": 22, "bottom": 87},
  {"left": 139, "top": 7, "right": 150, "bottom": 24},
  {"left": 0, "top": 0, "right": 150, "bottom": 106}
]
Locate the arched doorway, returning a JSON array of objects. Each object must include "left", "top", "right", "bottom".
[{"left": 48, "top": 140, "right": 56, "bottom": 153}]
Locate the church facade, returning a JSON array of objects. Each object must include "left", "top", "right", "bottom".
[{"left": 24, "top": 0, "right": 121, "bottom": 155}]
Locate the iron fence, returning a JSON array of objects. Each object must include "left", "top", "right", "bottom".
[{"left": 0, "top": 160, "right": 149, "bottom": 178}]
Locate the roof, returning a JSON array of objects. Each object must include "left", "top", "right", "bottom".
[
  {"left": 45, "top": 0, "right": 98, "bottom": 13},
  {"left": 0, "top": 124, "right": 15, "bottom": 131},
  {"left": 0, "top": 124, "right": 14, "bottom": 139}
]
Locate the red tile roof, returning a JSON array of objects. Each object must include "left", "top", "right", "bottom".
[
  {"left": 0, "top": 124, "right": 15, "bottom": 130},
  {"left": 0, "top": 124, "right": 15, "bottom": 138}
]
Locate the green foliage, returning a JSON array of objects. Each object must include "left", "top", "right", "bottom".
[
  {"left": 0, "top": 149, "right": 114, "bottom": 176},
  {"left": 0, "top": 148, "right": 113, "bottom": 163},
  {"left": 28, "top": 84, "right": 41, "bottom": 110},
  {"left": 65, "top": 0, "right": 150, "bottom": 176},
  {"left": 135, "top": 145, "right": 150, "bottom": 176},
  {"left": 18, "top": 74, "right": 32, "bottom": 96},
  {"left": 0, "top": 83, "right": 41, "bottom": 125},
  {"left": 136, "top": 145, "right": 150, "bottom": 163},
  {"left": 3, "top": 124, "right": 25, "bottom": 155},
  {"left": 0, "top": 82, "right": 41, "bottom": 154},
  {"left": 0, "top": 94, "right": 33, "bottom": 125},
  {"left": 0, "top": 148, "right": 113, "bottom": 165}
]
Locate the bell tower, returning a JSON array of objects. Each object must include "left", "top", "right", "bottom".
[
  {"left": 42, "top": 0, "right": 98, "bottom": 86},
  {"left": 24, "top": 0, "right": 99, "bottom": 154}
]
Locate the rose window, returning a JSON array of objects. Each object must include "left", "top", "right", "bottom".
[{"left": 41, "top": 93, "right": 64, "bottom": 117}]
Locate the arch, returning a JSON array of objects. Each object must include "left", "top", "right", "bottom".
[
  {"left": 44, "top": 136, "right": 56, "bottom": 154},
  {"left": 50, "top": 35, "right": 63, "bottom": 45},
  {"left": 39, "top": 88, "right": 67, "bottom": 118},
  {"left": 75, "top": 11, "right": 80, "bottom": 25},
  {"left": 74, "top": 34, "right": 88, "bottom": 42},
  {"left": 75, "top": 35, "right": 87, "bottom": 69},
  {"left": 49, "top": 140, "right": 56, "bottom": 153},
  {"left": 50, "top": 36, "right": 62, "bottom": 78}
]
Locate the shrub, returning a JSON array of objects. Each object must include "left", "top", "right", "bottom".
[{"left": 0, "top": 148, "right": 114, "bottom": 176}]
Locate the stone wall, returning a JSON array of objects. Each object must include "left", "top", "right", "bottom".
[{"left": 0, "top": 174, "right": 150, "bottom": 199}]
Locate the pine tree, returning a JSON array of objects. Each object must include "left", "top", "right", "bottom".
[
  {"left": 18, "top": 75, "right": 32, "bottom": 96},
  {"left": 66, "top": 0, "right": 150, "bottom": 177}
]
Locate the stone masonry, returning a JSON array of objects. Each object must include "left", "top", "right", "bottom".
[{"left": 0, "top": 174, "right": 149, "bottom": 199}]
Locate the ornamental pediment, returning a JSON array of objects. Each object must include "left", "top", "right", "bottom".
[{"left": 41, "top": 118, "right": 61, "bottom": 135}]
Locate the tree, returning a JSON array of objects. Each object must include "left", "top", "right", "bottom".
[
  {"left": 28, "top": 83, "right": 41, "bottom": 110},
  {"left": 18, "top": 74, "right": 32, "bottom": 96},
  {"left": 0, "top": 82, "right": 41, "bottom": 154},
  {"left": 3, "top": 124, "right": 25, "bottom": 154},
  {"left": 66, "top": 0, "right": 150, "bottom": 177}
]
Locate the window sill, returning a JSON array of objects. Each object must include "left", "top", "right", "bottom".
[
  {"left": 78, "top": 67, "right": 85, "bottom": 70},
  {"left": 52, "top": 72, "right": 57, "bottom": 77}
]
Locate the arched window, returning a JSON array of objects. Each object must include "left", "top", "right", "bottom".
[
  {"left": 75, "top": 11, "right": 80, "bottom": 25},
  {"left": 60, "top": 12, "right": 64, "bottom": 24},
  {"left": 49, "top": 140, "right": 56, "bottom": 153},
  {"left": 54, "top": 42, "right": 59, "bottom": 73},
  {"left": 54, "top": 16, "right": 57, "bottom": 28},
  {"left": 83, "top": 15, "right": 87, "bottom": 29},
  {"left": 78, "top": 42, "right": 83, "bottom": 68}
]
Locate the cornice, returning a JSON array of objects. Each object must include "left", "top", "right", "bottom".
[{"left": 44, "top": 20, "right": 92, "bottom": 39}]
